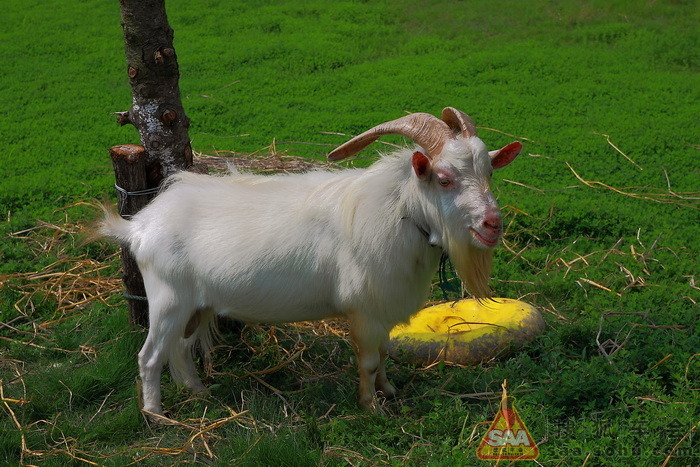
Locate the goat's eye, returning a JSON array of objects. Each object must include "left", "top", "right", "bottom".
[{"left": 438, "top": 177, "right": 452, "bottom": 187}]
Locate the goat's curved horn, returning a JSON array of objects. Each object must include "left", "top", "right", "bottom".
[
  {"left": 327, "top": 112, "right": 453, "bottom": 161},
  {"left": 441, "top": 107, "right": 477, "bottom": 138}
]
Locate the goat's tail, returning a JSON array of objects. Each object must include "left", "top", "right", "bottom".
[
  {"left": 79, "top": 202, "right": 132, "bottom": 247},
  {"left": 95, "top": 202, "right": 133, "bottom": 244}
]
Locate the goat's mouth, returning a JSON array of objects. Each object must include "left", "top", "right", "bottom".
[{"left": 470, "top": 228, "right": 500, "bottom": 248}]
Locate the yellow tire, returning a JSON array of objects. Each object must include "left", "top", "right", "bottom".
[{"left": 388, "top": 298, "right": 545, "bottom": 366}]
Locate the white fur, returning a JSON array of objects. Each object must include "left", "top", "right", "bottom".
[{"left": 100, "top": 136, "right": 517, "bottom": 415}]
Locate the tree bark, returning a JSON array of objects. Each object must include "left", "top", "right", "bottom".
[
  {"left": 114, "top": 0, "right": 192, "bottom": 326},
  {"left": 118, "top": 0, "right": 193, "bottom": 186}
]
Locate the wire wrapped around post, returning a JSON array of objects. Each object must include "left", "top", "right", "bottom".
[{"left": 114, "top": 184, "right": 160, "bottom": 219}]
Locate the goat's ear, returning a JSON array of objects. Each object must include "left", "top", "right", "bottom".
[
  {"left": 489, "top": 141, "right": 522, "bottom": 170},
  {"left": 412, "top": 151, "right": 432, "bottom": 179}
]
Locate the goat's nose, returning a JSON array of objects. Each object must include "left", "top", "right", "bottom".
[{"left": 482, "top": 213, "right": 502, "bottom": 236}]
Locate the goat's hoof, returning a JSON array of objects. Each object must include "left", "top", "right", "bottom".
[
  {"left": 188, "top": 382, "right": 208, "bottom": 393},
  {"left": 377, "top": 384, "right": 397, "bottom": 399},
  {"left": 142, "top": 409, "right": 177, "bottom": 426},
  {"left": 359, "top": 397, "right": 373, "bottom": 410}
]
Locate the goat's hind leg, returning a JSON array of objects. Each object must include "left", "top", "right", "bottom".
[
  {"left": 137, "top": 280, "right": 193, "bottom": 417},
  {"left": 138, "top": 325, "right": 179, "bottom": 417},
  {"left": 168, "top": 308, "right": 216, "bottom": 394}
]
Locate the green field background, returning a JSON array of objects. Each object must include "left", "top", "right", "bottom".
[{"left": 1, "top": 0, "right": 698, "bottom": 465}]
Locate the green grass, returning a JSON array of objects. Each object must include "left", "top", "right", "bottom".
[{"left": 1, "top": 0, "right": 698, "bottom": 465}]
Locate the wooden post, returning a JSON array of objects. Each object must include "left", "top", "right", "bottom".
[{"left": 109, "top": 144, "right": 151, "bottom": 327}]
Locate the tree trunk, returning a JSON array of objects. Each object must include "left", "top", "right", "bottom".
[
  {"left": 114, "top": 0, "right": 192, "bottom": 326},
  {"left": 118, "top": 0, "right": 193, "bottom": 184}
]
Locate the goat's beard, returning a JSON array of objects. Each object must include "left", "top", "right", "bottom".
[{"left": 445, "top": 235, "right": 494, "bottom": 299}]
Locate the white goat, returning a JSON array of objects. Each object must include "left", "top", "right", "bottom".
[{"left": 99, "top": 107, "right": 521, "bottom": 416}]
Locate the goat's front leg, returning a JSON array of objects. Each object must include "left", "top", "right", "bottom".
[
  {"left": 348, "top": 312, "right": 393, "bottom": 410},
  {"left": 375, "top": 338, "right": 396, "bottom": 399}
]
